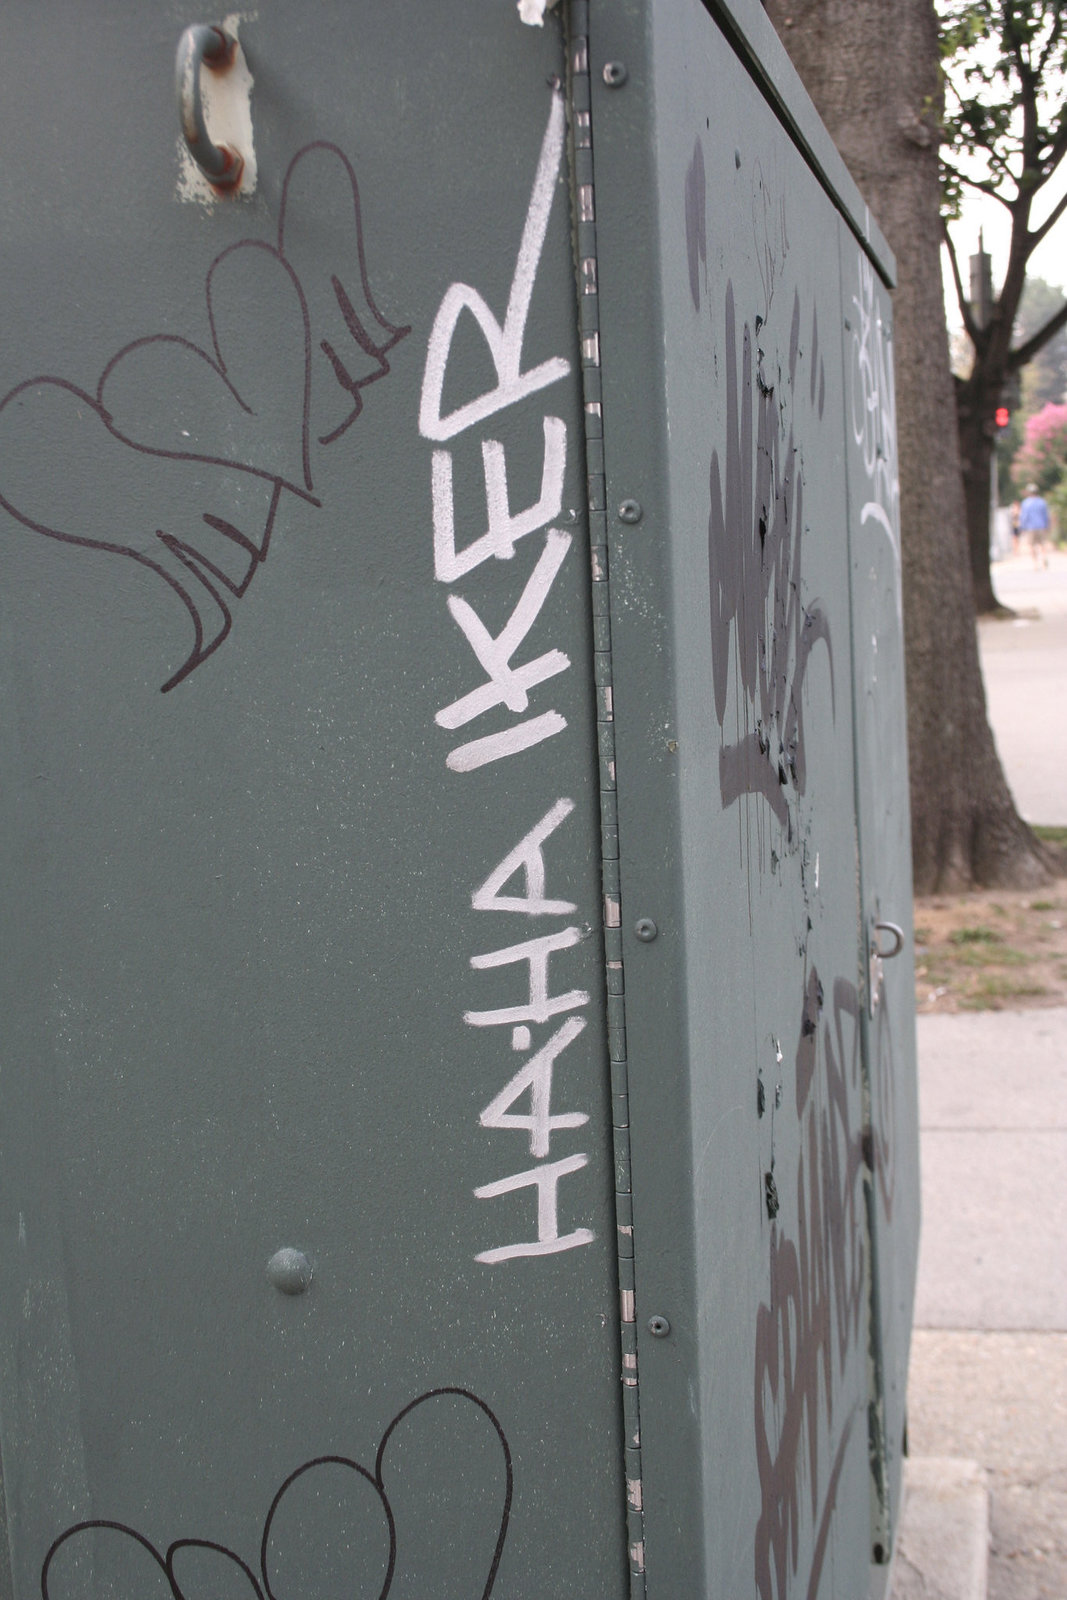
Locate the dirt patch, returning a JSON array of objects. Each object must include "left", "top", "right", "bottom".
[{"left": 915, "top": 879, "right": 1067, "bottom": 1014}]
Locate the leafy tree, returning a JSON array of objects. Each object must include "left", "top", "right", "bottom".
[
  {"left": 765, "top": 0, "right": 1059, "bottom": 889},
  {"left": 939, "top": 1, "right": 1067, "bottom": 612},
  {"left": 1015, "top": 276, "right": 1067, "bottom": 411}
]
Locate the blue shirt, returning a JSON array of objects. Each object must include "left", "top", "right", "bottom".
[{"left": 1018, "top": 494, "right": 1050, "bottom": 532}]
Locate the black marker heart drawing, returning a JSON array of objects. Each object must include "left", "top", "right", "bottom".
[
  {"left": 0, "top": 142, "right": 409, "bottom": 693},
  {"left": 41, "top": 1388, "right": 512, "bottom": 1600}
]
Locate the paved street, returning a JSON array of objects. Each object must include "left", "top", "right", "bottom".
[
  {"left": 895, "top": 554, "right": 1067, "bottom": 1600},
  {"left": 904, "top": 1009, "right": 1067, "bottom": 1600}
]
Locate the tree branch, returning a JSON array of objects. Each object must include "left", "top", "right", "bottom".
[
  {"left": 1036, "top": 116, "right": 1067, "bottom": 185},
  {"left": 942, "top": 162, "right": 1015, "bottom": 207},
  {"left": 942, "top": 217, "right": 980, "bottom": 344},
  {"left": 1029, "top": 183, "right": 1067, "bottom": 248},
  {"left": 1009, "top": 298, "right": 1067, "bottom": 371}
]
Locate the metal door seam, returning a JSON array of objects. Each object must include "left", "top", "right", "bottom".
[{"left": 565, "top": 6, "right": 647, "bottom": 1594}]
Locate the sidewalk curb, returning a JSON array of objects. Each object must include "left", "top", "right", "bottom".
[{"left": 889, "top": 1458, "right": 989, "bottom": 1600}]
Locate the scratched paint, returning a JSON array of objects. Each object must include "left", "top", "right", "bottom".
[{"left": 418, "top": 90, "right": 595, "bottom": 1266}]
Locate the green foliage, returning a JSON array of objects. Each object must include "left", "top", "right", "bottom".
[
  {"left": 939, "top": 1, "right": 1067, "bottom": 218},
  {"left": 1016, "top": 277, "right": 1067, "bottom": 406}
]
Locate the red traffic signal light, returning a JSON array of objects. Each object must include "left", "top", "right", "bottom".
[{"left": 995, "top": 406, "right": 1010, "bottom": 429}]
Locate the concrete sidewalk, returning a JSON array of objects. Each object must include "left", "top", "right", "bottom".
[
  {"left": 892, "top": 1008, "right": 1067, "bottom": 1600},
  {"left": 978, "top": 549, "right": 1067, "bottom": 827}
]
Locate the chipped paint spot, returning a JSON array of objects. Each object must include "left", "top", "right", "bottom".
[{"left": 517, "top": 0, "right": 559, "bottom": 23}]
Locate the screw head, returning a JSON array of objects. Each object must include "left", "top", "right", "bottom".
[
  {"left": 618, "top": 498, "right": 643, "bottom": 524},
  {"left": 603, "top": 61, "right": 628, "bottom": 87},
  {"left": 648, "top": 1315, "right": 671, "bottom": 1337},
  {"left": 634, "top": 917, "right": 658, "bottom": 942}
]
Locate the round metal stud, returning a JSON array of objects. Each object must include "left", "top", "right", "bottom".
[
  {"left": 603, "top": 61, "right": 629, "bottom": 87},
  {"left": 618, "top": 499, "right": 643, "bottom": 524},
  {"left": 634, "top": 918, "right": 658, "bottom": 942},
  {"left": 267, "top": 1247, "right": 313, "bottom": 1295},
  {"left": 648, "top": 1315, "right": 671, "bottom": 1337}
]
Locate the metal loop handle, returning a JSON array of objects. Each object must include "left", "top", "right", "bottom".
[
  {"left": 176, "top": 24, "right": 244, "bottom": 190},
  {"left": 873, "top": 920, "right": 905, "bottom": 960}
]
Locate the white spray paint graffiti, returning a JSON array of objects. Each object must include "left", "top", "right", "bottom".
[
  {"left": 419, "top": 93, "right": 594, "bottom": 1265},
  {"left": 849, "top": 252, "right": 902, "bottom": 621}
]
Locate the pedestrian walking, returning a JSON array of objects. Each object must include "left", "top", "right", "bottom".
[{"left": 1017, "top": 482, "right": 1051, "bottom": 568}]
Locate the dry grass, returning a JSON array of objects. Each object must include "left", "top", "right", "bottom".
[{"left": 915, "top": 874, "right": 1067, "bottom": 1013}]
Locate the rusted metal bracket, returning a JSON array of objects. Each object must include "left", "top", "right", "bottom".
[{"left": 176, "top": 23, "right": 244, "bottom": 191}]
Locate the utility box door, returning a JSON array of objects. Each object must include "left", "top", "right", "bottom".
[
  {"left": 0, "top": 6, "right": 626, "bottom": 1596},
  {"left": 841, "top": 237, "right": 922, "bottom": 1558},
  {"left": 587, "top": 0, "right": 919, "bottom": 1595}
]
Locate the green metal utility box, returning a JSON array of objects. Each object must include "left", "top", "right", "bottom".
[{"left": 0, "top": 2, "right": 918, "bottom": 1596}]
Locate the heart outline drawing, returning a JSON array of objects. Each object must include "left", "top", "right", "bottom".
[
  {"left": 0, "top": 141, "right": 410, "bottom": 693},
  {"left": 41, "top": 1387, "right": 513, "bottom": 1600}
]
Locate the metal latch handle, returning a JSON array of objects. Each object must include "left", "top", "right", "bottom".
[
  {"left": 176, "top": 24, "right": 244, "bottom": 190},
  {"left": 872, "top": 920, "right": 905, "bottom": 960}
]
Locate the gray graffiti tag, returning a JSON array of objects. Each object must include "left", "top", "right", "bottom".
[{"left": 708, "top": 282, "right": 833, "bottom": 838}]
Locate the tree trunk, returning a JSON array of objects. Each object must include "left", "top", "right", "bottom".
[
  {"left": 956, "top": 383, "right": 1002, "bottom": 615},
  {"left": 764, "top": 0, "right": 1058, "bottom": 890}
]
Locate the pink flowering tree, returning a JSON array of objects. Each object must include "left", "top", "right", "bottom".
[{"left": 1012, "top": 402, "right": 1067, "bottom": 497}]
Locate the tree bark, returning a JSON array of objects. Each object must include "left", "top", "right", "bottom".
[
  {"left": 764, "top": 0, "right": 1058, "bottom": 890},
  {"left": 956, "top": 379, "right": 1002, "bottom": 615}
]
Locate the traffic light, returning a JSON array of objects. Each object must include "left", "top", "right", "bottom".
[{"left": 995, "top": 405, "right": 1010, "bottom": 430}]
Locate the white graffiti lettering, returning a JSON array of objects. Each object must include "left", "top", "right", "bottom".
[
  {"left": 420, "top": 90, "right": 592, "bottom": 1265},
  {"left": 471, "top": 798, "right": 577, "bottom": 915},
  {"left": 419, "top": 94, "right": 570, "bottom": 443},
  {"left": 465, "top": 928, "right": 589, "bottom": 1030},
  {"left": 479, "top": 1016, "right": 589, "bottom": 1157},
  {"left": 435, "top": 529, "right": 573, "bottom": 731},
  {"left": 474, "top": 1155, "right": 595, "bottom": 1264},
  {"left": 431, "top": 416, "right": 567, "bottom": 582},
  {"left": 850, "top": 252, "right": 901, "bottom": 620}
]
